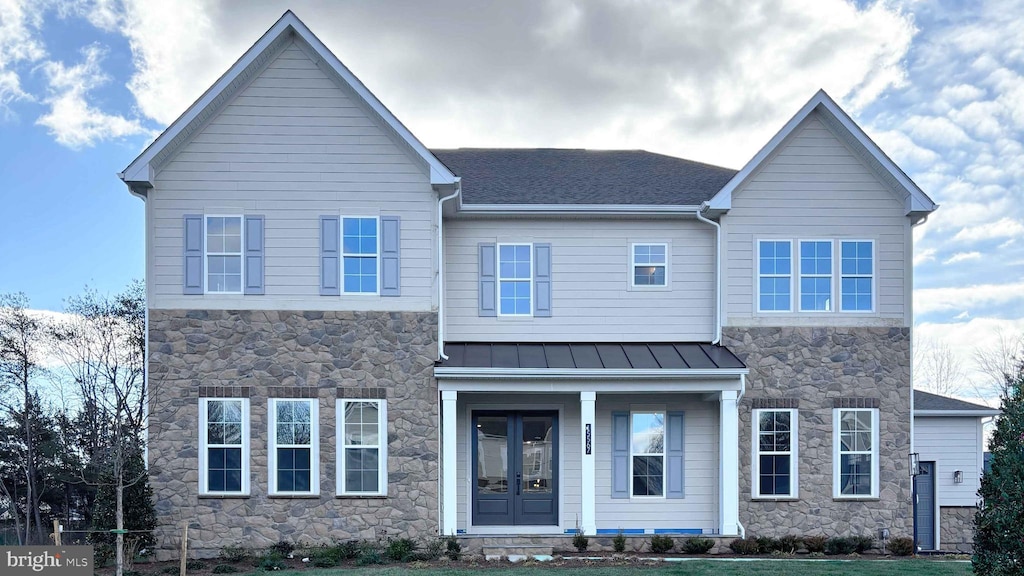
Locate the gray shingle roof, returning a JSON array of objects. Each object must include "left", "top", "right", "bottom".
[
  {"left": 914, "top": 390, "right": 999, "bottom": 413},
  {"left": 431, "top": 149, "right": 737, "bottom": 205},
  {"left": 437, "top": 342, "right": 745, "bottom": 370}
]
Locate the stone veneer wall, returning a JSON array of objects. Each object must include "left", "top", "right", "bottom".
[
  {"left": 723, "top": 327, "right": 913, "bottom": 539},
  {"left": 147, "top": 309, "right": 438, "bottom": 559},
  {"left": 939, "top": 506, "right": 976, "bottom": 552}
]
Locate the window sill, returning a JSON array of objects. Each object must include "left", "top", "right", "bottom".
[
  {"left": 833, "top": 497, "right": 880, "bottom": 502},
  {"left": 335, "top": 495, "right": 388, "bottom": 499},
  {"left": 268, "top": 494, "right": 321, "bottom": 499},
  {"left": 751, "top": 497, "right": 799, "bottom": 502},
  {"left": 198, "top": 494, "right": 250, "bottom": 499}
]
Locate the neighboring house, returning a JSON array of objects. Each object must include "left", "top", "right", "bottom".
[
  {"left": 913, "top": 390, "right": 999, "bottom": 553},
  {"left": 119, "top": 12, "right": 944, "bottom": 558}
]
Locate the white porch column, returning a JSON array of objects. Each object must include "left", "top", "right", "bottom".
[
  {"left": 719, "top": 390, "right": 740, "bottom": 536},
  {"left": 441, "top": 390, "right": 458, "bottom": 536},
  {"left": 580, "top": 391, "right": 597, "bottom": 535}
]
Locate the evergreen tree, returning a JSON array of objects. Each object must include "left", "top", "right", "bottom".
[
  {"left": 89, "top": 439, "right": 156, "bottom": 565},
  {"left": 973, "top": 360, "right": 1024, "bottom": 575}
]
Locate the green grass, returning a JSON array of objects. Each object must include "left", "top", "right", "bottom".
[{"left": 228, "top": 559, "right": 971, "bottom": 576}]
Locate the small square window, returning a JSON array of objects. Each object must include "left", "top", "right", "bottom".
[{"left": 631, "top": 244, "right": 668, "bottom": 287}]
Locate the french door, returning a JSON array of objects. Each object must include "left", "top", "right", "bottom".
[{"left": 472, "top": 411, "right": 558, "bottom": 526}]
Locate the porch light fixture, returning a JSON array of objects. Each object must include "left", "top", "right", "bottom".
[
  {"left": 909, "top": 453, "right": 921, "bottom": 477},
  {"left": 953, "top": 470, "right": 963, "bottom": 484}
]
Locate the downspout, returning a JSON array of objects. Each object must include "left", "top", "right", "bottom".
[
  {"left": 696, "top": 202, "right": 722, "bottom": 345},
  {"left": 736, "top": 372, "right": 746, "bottom": 539},
  {"left": 437, "top": 181, "right": 462, "bottom": 360}
]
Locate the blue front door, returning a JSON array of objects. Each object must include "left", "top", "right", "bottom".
[{"left": 472, "top": 411, "right": 558, "bottom": 526}]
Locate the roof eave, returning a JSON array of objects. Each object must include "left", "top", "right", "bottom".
[
  {"left": 455, "top": 203, "right": 704, "bottom": 216},
  {"left": 433, "top": 367, "right": 749, "bottom": 380},
  {"left": 120, "top": 11, "right": 457, "bottom": 193},
  {"left": 915, "top": 409, "right": 1001, "bottom": 417}
]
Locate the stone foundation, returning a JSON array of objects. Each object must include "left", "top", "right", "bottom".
[
  {"left": 939, "top": 506, "right": 975, "bottom": 553},
  {"left": 724, "top": 326, "right": 913, "bottom": 540},
  {"left": 147, "top": 309, "right": 439, "bottom": 559}
]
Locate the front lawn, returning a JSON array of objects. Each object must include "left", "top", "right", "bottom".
[{"left": 205, "top": 559, "right": 971, "bottom": 576}]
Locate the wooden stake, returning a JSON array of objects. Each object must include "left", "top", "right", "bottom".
[
  {"left": 52, "top": 520, "right": 61, "bottom": 546},
  {"left": 179, "top": 523, "right": 189, "bottom": 576}
]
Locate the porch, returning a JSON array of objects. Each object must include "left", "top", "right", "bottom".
[{"left": 435, "top": 342, "right": 748, "bottom": 538}]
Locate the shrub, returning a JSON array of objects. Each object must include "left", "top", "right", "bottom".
[
  {"left": 650, "top": 535, "right": 674, "bottom": 554},
  {"left": 161, "top": 567, "right": 177, "bottom": 574},
  {"left": 572, "top": 528, "right": 589, "bottom": 552},
  {"left": 185, "top": 559, "right": 206, "bottom": 570},
  {"left": 416, "top": 537, "right": 445, "bottom": 561},
  {"left": 269, "top": 541, "right": 294, "bottom": 557},
  {"left": 212, "top": 565, "right": 239, "bottom": 574},
  {"left": 338, "top": 540, "right": 362, "bottom": 560},
  {"left": 729, "top": 538, "right": 760, "bottom": 555},
  {"left": 612, "top": 530, "right": 627, "bottom": 553},
  {"left": 310, "top": 546, "right": 341, "bottom": 568},
  {"left": 803, "top": 535, "right": 828, "bottom": 553},
  {"left": 444, "top": 535, "right": 462, "bottom": 561},
  {"left": 889, "top": 536, "right": 915, "bottom": 556},
  {"left": 256, "top": 551, "right": 286, "bottom": 571},
  {"left": 681, "top": 537, "right": 714, "bottom": 554},
  {"left": 356, "top": 548, "right": 384, "bottom": 566},
  {"left": 755, "top": 536, "right": 777, "bottom": 554},
  {"left": 776, "top": 535, "right": 802, "bottom": 554},
  {"left": 851, "top": 535, "right": 875, "bottom": 553},
  {"left": 825, "top": 537, "right": 858, "bottom": 555},
  {"left": 219, "top": 545, "right": 251, "bottom": 563},
  {"left": 385, "top": 538, "right": 418, "bottom": 562}
]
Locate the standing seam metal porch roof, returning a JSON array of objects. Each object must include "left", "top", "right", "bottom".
[{"left": 437, "top": 342, "right": 745, "bottom": 370}]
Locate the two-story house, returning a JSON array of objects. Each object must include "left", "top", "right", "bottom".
[{"left": 119, "top": 12, "right": 942, "bottom": 559}]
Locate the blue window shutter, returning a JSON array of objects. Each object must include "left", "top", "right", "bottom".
[
  {"left": 612, "top": 411, "right": 629, "bottom": 499},
  {"left": 478, "top": 243, "right": 496, "bottom": 317},
  {"left": 183, "top": 215, "right": 203, "bottom": 295},
  {"left": 666, "top": 411, "right": 685, "bottom": 499},
  {"left": 380, "top": 215, "right": 401, "bottom": 296},
  {"left": 534, "top": 243, "right": 552, "bottom": 317},
  {"left": 320, "top": 216, "right": 340, "bottom": 296},
  {"left": 243, "top": 215, "right": 265, "bottom": 295}
]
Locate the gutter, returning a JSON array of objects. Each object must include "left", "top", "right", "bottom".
[
  {"left": 433, "top": 367, "right": 749, "bottom": 380},
  {"left": 695, "top": 202, "right": 722, "bottom": 345},
  {"left": 914, "top": 410, "right": 1001, "bottom": 417},
  {"left": 456, "top": 203, "right": 703, "bottom": 216},
  {"left": 437, "top": 181, "right": 462, "bottom": 360}
]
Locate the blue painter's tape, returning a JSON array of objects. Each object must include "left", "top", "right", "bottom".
[
  {"left": 653, "top": 528, "right": 703, "bottom": 534},
  {"left": 595, "top": 529, "right": 645, "bottom": 535},
  {"left": 456, "top": 529, "right": 466, "bottom": 534}
]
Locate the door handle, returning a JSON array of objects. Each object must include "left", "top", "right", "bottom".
[{"left": 516, "top": 473, "right": 522, "bottom": 496}]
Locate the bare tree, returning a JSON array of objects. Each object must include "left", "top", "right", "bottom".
[
  {"left": 914, "top": 336, "right": 967, "bottom": 397},
  {"left": 0, "top": 293, "right": 48, "bottom": 544},
  {"left": 973, "top": 328, "right": 1024, "bottom": 399}
]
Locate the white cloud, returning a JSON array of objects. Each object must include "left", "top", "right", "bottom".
[
  {"left": 914, "top": 247, "right": 937, "bottom": 266},
  {"left": 915, "top": 281, "right": 1024, "bottom": 315},
  {"left": 916, "top": 316, "right": 1024, "bottom": 402},
  {"left": 953, "top": 217, "right": 1024, "bottom": 243},
  {"left": 35, "top": 43, "right": 151, "bottom": 148},
  {"left": 943, "top": 251, "right": 981, "bottom": 265},
  {"left": 0, "top": 0, "right": 46, "bottom": 113}
]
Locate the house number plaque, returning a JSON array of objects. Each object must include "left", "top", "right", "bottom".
[{"left": 585, "top": 424, "right": 592, "bottom": 454}]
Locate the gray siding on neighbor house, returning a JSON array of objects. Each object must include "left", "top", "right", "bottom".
[
  {"left": 444, "top": 218, "right": 716, "bottom": 342},
  {"left": 722, "top": 111, "right": 910, "bottom": 327},
  {"left": 147, "top": 40, "right": 436, "bottom": 311},
  {"left": 915, "top": 416, "right": 985, "bottom": 507},
  {"left": 595, "top": 395, "right": 719, "bottom": 532}
]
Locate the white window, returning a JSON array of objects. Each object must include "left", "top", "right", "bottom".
[
  {"left": 757, "top": 240, "right": 792, "bottom": 312},
  {"left": 337, "top": 399, "right": 388, "bottom": 496},
  {"left": 630, "top": 411, "right": 665, "bottom": 497},
  {"left": 833, "top": 408, "right": 879, "bottom": 498},
  {"left": 342, "top": 216, "right": 379, "bottom": 294},
  {"left": 631, "top": 243, "right": 668, "bottom": 287},
  {"left": 498, "top": 244, "right": 532, "bottom": 316},
  {"left": 205, "top": 215, "right": 243, "bottom": 293},
  {"left": 752, "top": 409, "right": 798, "bottom": 498},
  {"left": 199, "top": 398, "right": 249, "bottom": 495},
  {"left": 269, "top": 399, "right": 319, "bottom": 495},
  {"left": 840, "top": 240, "right": 874, "bottom": 312},
  {"left": 799, "top": 240, "right": 832, "bottom": 311}
]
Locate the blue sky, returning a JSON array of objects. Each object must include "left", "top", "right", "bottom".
[{"left": 1, "top": 0, "right": 1022, "bottom": 397}]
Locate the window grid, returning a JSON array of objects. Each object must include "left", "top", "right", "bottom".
[
  {"left": 498, "top": 244, "right": 532, "bottom": 316},
  {"left": 200, "top": 398, "right": 248, "bottom": 495},
  {"left": 799, "top": 240, "right": 832, "bottom": 312},
  {"left": 753, "top": 409, "right": 797, "bottom": 498},
  {"left": 270, "top": 399, "right": 318, "bottom": 495},
  {"left": 631, "top": 243, "right": 668, "bottom": 287},
  {"left": 630, "top": 411, "right": 665, "bottom": 498},
  {"left": 835, "top": 408, "right": 877, "bottom": 498},
  {"left": 841, "top": 241, "right": 874, "bottom": 312},
  {"left": 339, "top": 400, "right": 386, "bottom": 495},
  {"left": 758, "top": 240, "right": 792, "bottom": 312},
  {"left": 342, "top": 217, "right": 379, "bottom": 294},
  {"left": 205, "top": 215, "right": 243, "bottom": 294}
]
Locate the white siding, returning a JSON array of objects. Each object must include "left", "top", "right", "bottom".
[
  {"left": 915, "top": 416, "right": 984, "bottom": 507},
  {"left": 456, "top": 393, "right": 581, "bottom": 532},
  {"left": 723, "top": 112, "right": 910, "bottom": 327},
  {"left": 444, "top": 218, "right": 715, "bottom": 342},
  {"left": 148, "top": 40, "right": 436, "bottom": 311},
  {"left": 595, "top": 395, "right": 719, "bottom": 531}
]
